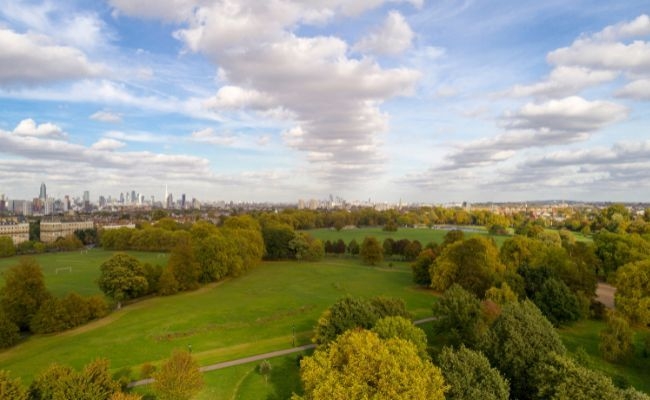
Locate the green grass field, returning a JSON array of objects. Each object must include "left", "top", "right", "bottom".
[
  {"left": 0, "top": 249, "right": 168, "bottom": 296},
  {"left": 0, "top": 256, "right": 436, "bottom": 387},
  {"left": 305, "top": 227, "right": 510, "bottom": 247}
]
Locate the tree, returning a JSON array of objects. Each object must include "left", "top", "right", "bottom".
[
  {"left": 0, "top": 311, "right": 19, "bottom": 348},
  {"left": 0, "top": 370, "right": 28, "bottom": 400},
  {"left": 615, "top": 259, "right": 650, "bottom": 325},
  {"left": 485, "top": 282, "right": 518, "bottom": 305},
  {"left": 600, "top": 311, "right": 634, "bottom": 363},
  {"left": 262, "top": 222, "right": 296, "bottom": 260},
  {"left": 157, "top": 267, "right": 179, "bottom": 296},
  {"left": 382, "top": 238, "right": 395, "bottom": 257},
  {"left": 371, "top": 316, "right": 428, "bottom": 360},
  {"left": 0, "top": 237, "right": 16, "bottom": 258},
  {"left": 193, "top": 232, "right": 229, "bottom": 283},
  {"left": 431, "top": 237, "right": 505, "bottom": 298},
  {"left": 443, "top": 229, "right": 465, "bottom": 246},
  {"left": 483, "top": 300, "right": 566, "bottom": 400},
  {"left": 296, "top": 330, "right": 447, "bottom": 400},
  {"left": 438, "top": 346, "right": 509, "bottom": 400},
  {"left": 411, "top": 248, "right": 436, "bottom": 286},
  {"left": 347, "top": 239, "right": 360, "bottom": 255},
  {"left": 432, "top": 284, "right": 483, "bottom": 348},
  {"left": 500, "top": 235, "right": 543, "bottom": 270},
  {"left": 29, "top": 359, "right": 120, "bottom": 400},
  {"left": 97, "top": 253, "right": 148, "bottom": 309},
  {"left": 0, "top": 257, "right": 51, "bottom": 330},
  {"left": 153, "top": 350, "right": 204, "bottom": 400},
  {"left": 533, "top": 278, "right": 581, "bottom": 326},
  {"left": 404, "top": 240, "right": 423, "bottom": 261},
  {"left": 258, "top": 360, "right": 272, "bottom": 384},
  {"left": 359, "top": 236, "right": 383, "bottom": 265},
  {"left": 168, "top": 240, "right": 200, "bottom": 291}
]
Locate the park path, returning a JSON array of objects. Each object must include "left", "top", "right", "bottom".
[
  {"left": 127, "top": 317, "right": 437, "bottom": 388},
  {"left": 596, "top": 282, "right": 616, "bottom": 309}
]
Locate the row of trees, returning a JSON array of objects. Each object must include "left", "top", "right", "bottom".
[{"left": 0, "top": 258, "right": 108, "bottom": 348}]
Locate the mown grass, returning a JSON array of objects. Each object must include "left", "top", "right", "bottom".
[
  {"left": 559, "top": 319, "right": 650, "bottom": 393},
  {"left": 305, "top": 227, "right": 510, "bottom": 247},
  {"left": 0, "top": 257, "right": 437, "bottom": 383},
  {"left": 0, "top": 249, "right": 168, "bottom": 296}
]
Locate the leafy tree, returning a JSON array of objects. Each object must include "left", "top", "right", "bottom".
[
  {"left": 347, "top": 239, "right": 360, "bottom": 255},
  {"left": 258, "top": 360, "right": 272, "bottom": 384},
  {"left": 97, "top": 253, "right": 148, "bottom": 309},
  {"left": 485, "top": 282, "right": 518, "bottom": 305},
  {"left": 333, "top": 239, "right": 346, "bottom": 254},
  {"left": 359, "top": 236, "right": 383, "bottom": 265},
  {"left": 168, "top": 240, "right": 200, "bottom": 291},
  {"left": 500, "top": 235, "right": 542, "bottom": 270},
  {"left": 0, "top": 370, "right": 28, "bottom": 400},
  {"left": 193, "top": 233, "right": 229, "bottom": 283},
  {"left": 304, "top": 239, "right": 324, "bottom": 261},
  {"left": 432, "top": 284, "right": 483, "bottom": 347},
  {"left": 100, "top": 228, "right": 134, "bottom": 250},
  {"left": 110, "top": 393, "right": 142, "bottom": 400},
  {"left": 615, "top": 259, "right": 650, "bottom": 325},
  {"left": 431, "top": 237, "right": 505, "bottom": 297},
  {"left": 443, "top": 229, "right": 465, "bottom": 246},
  {"left": 157, "top": 267, "right": 179, "bottom": 296},
  {"left": 404, "top": 240, "right": 423, "bottom": 261},
  {"left": 533, "top": 278, "right": 581, "bottom": 326},
  {"left": 372, "top": 316, "right": 428, "bottom": 360},
  {"left": 295, "top": 330, "right": 446, "bottom": 400},
  {"left": 411, "top": 248, "right": 436, "bottom": 286},
  {"left": 153, "top": 350, "right": 204, "bottom": 400},
  {"left": 29, "top": 359, "right": 120, "bottom": 400},
  {"left": 600, "top": 311, "right": 634, "bottom": 363},
  {"left": 483, "top": 300, "right": 566, "bottom": 400},
  {"left": 594, "top": 231, "right": 650, "bottom": 276},
  {"left": 30, "top": 298, "right": 66, "bottom": 333},
  {"left": 0, "top": 311, "right": 19, "bottom": 348},
  {"left": 382, "top": 238, "right": 395, "bottom": 257},
  {"left": 0, "top": 257, "right": 51, "bottom": 330},
  {"left": 438, "top": 346, "right": 509, "bottom": 400},
  {"left": 382, "top": 220, "right": 398, "bottom": 232},
  {"left": 262, "top": 222, "right": 296, "bottom": 260},
  {"left": 369, "top": 296, "right": 410, "bottom": 320},
  {"left": 0, "top": 237, "right": 16, "bottom": 258}
]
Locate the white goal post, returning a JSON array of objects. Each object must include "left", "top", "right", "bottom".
[{"left": 55, "top": 266, "right": 72, "bottom": 274}]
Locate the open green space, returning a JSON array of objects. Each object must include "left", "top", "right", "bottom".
[
  {"left": 0, "top": 257, "right": 437, "bottom": 383},
  {"left": 0, "top": 249, "right": 168, "bottom": 296},
  {"left": 559, "top": 320, "right": 650, "bottom": 393},
  {"left": 305, "top": 227, "right": 510, "bottom": 247}
]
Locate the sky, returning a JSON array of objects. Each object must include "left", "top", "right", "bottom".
[{"left": 0, "top": 0, "right": 649, "bottom": 204}]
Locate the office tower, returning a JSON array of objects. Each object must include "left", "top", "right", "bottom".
[
  {"left": 39, "top": 183, "right": 47, "bottom": 200},
  {"left": 181, "top": 194, "right": 186, "bottom": 209}
]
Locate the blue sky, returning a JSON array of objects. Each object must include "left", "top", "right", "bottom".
[{"left": 0, "top": 0, "right": 649, "bottom": 203}]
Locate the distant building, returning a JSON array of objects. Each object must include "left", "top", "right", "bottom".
[
  {"left": 40, "top": 221, "right": 94, "bottom": 243},
  {"left": 0, "top": 222, "right": 29, "bottom": 245},
  {"left": 39, "top": 183, "right": 47, "bottom": 200},
  {"left": 101, "top": 223, "right": 136, "bottom": 230}
]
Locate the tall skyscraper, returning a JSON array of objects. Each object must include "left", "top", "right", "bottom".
[
  {"left": 83, "top": 190, "right": 90, "bottom": 212},
  {"left": 39, "top": 183, "right": 47, "bottom": 200}
]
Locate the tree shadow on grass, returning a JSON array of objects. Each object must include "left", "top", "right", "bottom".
[{"left": 266, "top": 354, "right": 304, "bottom": 400}]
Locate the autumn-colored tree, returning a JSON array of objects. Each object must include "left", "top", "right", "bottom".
[
  {"left": 0, "top": 370, "right": 27, "bottom": 400},
  {"left": 295, "top": 330, "right": 447, "bottom": 400},
  {"left": 372, "top": 316, "right": 428, "bottom": 360},
  {"left": 600, "top": 311, "right": 634, "bottom": 363},
  {"left": 97, "top": 253, "right": 148, "bottom": 309},
  {"left": 0, "top": 257, "right": 51, "bottom": 330},
  {"left": 615, "top": 259, "right": 650, "bottom": 325},
  {"left": 168, "top": 240, "right": 200, "bottom": 291},
  {"left": 360, "top": 236, "right": 383, "bottom": 265},
  {"left": 153, "top": 350, "right": 204, "bottom": 400}
]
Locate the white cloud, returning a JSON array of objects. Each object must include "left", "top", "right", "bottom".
[
  {"left": 204, "top": 86, "right": 275, "bottom": 110},
  {"left": 616, "top": 79, "right": 650, "bottom": 100},
  {"left": 190, "top": 128, "right": 236, "bottom": 146},
  {"left": 109, "top": 0, "right": 202, "bottom": 22},
  {"left": 12, "top": 118, "right": 67, "bottom": 139},
  {"left": 353, "top": 11, "right": 415, "bottom": 56},
  {"left": 0, "top": 29, "right": 103, "bottom": 86},
  {"left": 90, "top": 138, "right": 126, "bottom": 151},
  {"left": 90, "top": 110, "right": 122, "bottom": 123},
  {"left": 508, "top": 66, "right": 618, "bottom": 98},
  {"left": 593, "top": 14, "right": 650, "bottom": 41},
  {"left": 548, "top": 40, "right": 650, "bottom": 73}
]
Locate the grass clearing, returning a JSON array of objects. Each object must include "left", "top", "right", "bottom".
[
  {"left": 304, "top": 227, "right": 510, "bottom": 247},
  {"left": 0, "top": 257, "right": 437, "bottom": 383},
  {"left": 0, "top": 249, "right": 168, "bottom": 296}
]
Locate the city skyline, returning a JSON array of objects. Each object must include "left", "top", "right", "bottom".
[{"left": 1, "top": 1, "right": 649, "bottom": 203}]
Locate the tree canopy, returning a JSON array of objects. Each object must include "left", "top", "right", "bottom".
[{"left": 97, "top": 253, "right": 148, "bottom": 308}]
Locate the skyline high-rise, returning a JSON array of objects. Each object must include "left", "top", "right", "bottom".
[{"left": 39, "top": 183, "right": 46, "bottom": 200}]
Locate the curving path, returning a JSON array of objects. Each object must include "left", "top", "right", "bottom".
[
  {"left": 596, "top": 282, "right": 616, "bottom": 309},
  {"left": 127, "top": 317, "right": 437, "bottom": 388}
]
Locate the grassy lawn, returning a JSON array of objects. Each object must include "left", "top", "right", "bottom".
[
  {"left": 559, "top": 319, "right": 650, "bottom": 393},
  {"left": 0, "top": 257, "right": 437, "bottom": 383},
  {"left": 305, "top": 227, "right": 510, "bottom": 247},
  {"left": 0, "top": 249, "right": 168, "bottom": 296}
]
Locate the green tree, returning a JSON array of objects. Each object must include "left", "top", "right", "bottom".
[
  {"left": 432, "top": 284, "right": 483, "bottom": 347},
  {"left": 443, "top": 229, "right": 465, "bottom": 246},
  {"left": 372, "top": 316, "right": 428, "bottom": 360},
  {"left": 483, "top": 300, "right": 566, "bottom": 400},
  {"left": 168, "top": 240, "right": 200, "bottom": 291},
  {"left": 0, "top": 257, "right": 51, "bottom": 330},
  {"left": 262, "top": 222, "right": 296, "bottom": 260},
  {"left": 258, "top": 360, "right": 272, "bottom": 384},
  {"left": 313, "top": 297, "right": 378, "bottom": 345},
  {"left": 438, "top": 346, "right": 509, "bottom": 400},
  {"left": 0, "top": 237, "right": 16, "bottom": 258},
  {"left": 411, "top": 248, "right": 436, "bottom": 286},
  {"left": 97, "top": 253, "right": 148, "bottom": 309},
  {"left": 29, "top": 359, "right": 119, "bottom": 400},
  {"left": 500, "top": 235, "right": 542, "bottom": 270},
  {"left": 600, "top": 311, "right": 634, "bottom": 363},
  {"left": 615, "top": 259, "right": 650, "bottom": 325},
  {"left": 347, "top": 239, "right": 360, "bottom": 255},
  {"left": 157, "top": 267, "right": 179, "bottom": 296},
  {"left": 359, "top": 236, "right": 383, "bottom": 265},
  {"left": 0, "top": 370, "right": 28, "bottom": 400},
  {"left": 485, "top": 282, "right": 518, "bottom": 305},
  {"left": 193, "top": 232, "right": 229, "bottom": 283},
  {"left": 153, "top": 350, "right": 204, "bottom": 400},
  {"left": 0, "top": 311, "right": 19, "bottom": 348},
  {"left": 296, "top": 330, "right": 447, "bottom": 400},
  {"left": 431, "top": 237, "right": 505, "bottom": 298},
  {"left": 533, "top": 278, "right": 581, "bottom": 326}
]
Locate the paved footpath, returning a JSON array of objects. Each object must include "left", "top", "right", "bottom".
[{"left": 128, "top": 317, "right": 437, "bottom": 388}]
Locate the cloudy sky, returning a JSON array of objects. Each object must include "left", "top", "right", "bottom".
[{"left": 1, "top": 1, "right": 649, "bottom": 203}]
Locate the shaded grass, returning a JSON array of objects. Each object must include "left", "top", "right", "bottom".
[
  {"left": 0, "top": 249, "right": 168, "bottom": 296},
  {"left": 305, "top": 227, "right": 510, "bottom": 248},
  {"left": 0, "top": 257, "right": 437, "bottom": 382},
  {"left": 559, "top": 319, "right": 650, "bottom": 393}
]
